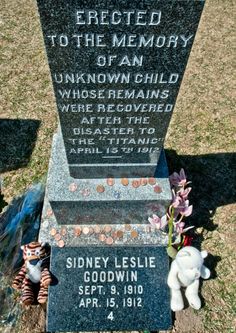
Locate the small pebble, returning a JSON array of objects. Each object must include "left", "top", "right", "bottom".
[
  {"left": 113, "top": 191, "right": 121, "bottom": 199},
  {"left": 42, "top": 220, "right": 49, "bottom": 228}
]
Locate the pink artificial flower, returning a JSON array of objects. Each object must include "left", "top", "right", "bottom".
[
  {"left": 175, "top": 221, "right": 185, "bottom": 233},
  {"left": 148, "top": 214, "right": 168, "bottom": 229},
  {"left": 178, "top": 187, "right": 192, "bottom": 200},
  {"left": 172, "top": 190, "right": 181, "bottom": 208},
  {"left": 177, "top": 199, "right": 193, "bottom": 217},
  {"left": 175, "top": 221, "right": 194, "bottom": 234},
  {"left": 169, "top": 168, "right": 188, "bottom": 187}
]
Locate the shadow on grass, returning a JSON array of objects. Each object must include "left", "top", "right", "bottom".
[
  {"left": 166, "top": 150, "right": 236, "bottom": 231},
  {"left": 0, "top": 119, "right": 40, "bottom": 173}
]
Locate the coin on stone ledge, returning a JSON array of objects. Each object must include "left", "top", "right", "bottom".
[
  {"left": 107, "top": 178, "right": 115, "bottom": 186},
  {"left": 99, "top": 234, "right": 106, "bottom": 242},
  {"left": 94, "top": 225, "right": 101, "bottom": 234},
  {"left": 60, "top": 227, "right": 67, "bottom": 236},
  {"left": 54, "top": 233, "right": 61, "bottom": 241},
  {"left": 125, "top": 224, "right": 131, "bottom": 231},
  {"left": 96, "top": 185, "right": 105, "bottom": 193},
  {"left": 121, "top": 178, "right": 129, "bottom": 186},
  {"left": 106, "top": 237, "right": 114, "bottom": 245},
  {"left": 140, "top": 178, "right": 148, "bottom": 186},
  {"left": 132, "top": 180, "right": 140, "bottom": 188},
  {"left": 47, "top": 209, "right": 53, "bottom": 217},
  {"left": 131, "top": 230, "right": 139, "bottom": 238},
  {"left": 74, "top": 227, "right": 81, "bottom": 236},
  {"left": 89, "top": 227, "right": 94, "bottom": 234},
  {"left": 104, "top": 225, "right": 112, "bottom": 233},
  {"left": 112, "top": 231, "right": 117, "bottom": 239},
  {"left": 148, "top": 177, "right": 156, "bottom": 185},
  {"left": 116, "top": 230, "right": 124, "bottom": 238},
  {"left": 69, "top": 183, "right": 78, "bottom": 192},
  {"left": 82, "top": 227, "right": 90, "bottom": 235},
  {"left": 154, "top": 185, "right": 162, "bottom": 193},
  {"left": 50, "top": 228, "right": 57, "bottom": 236},
  {"left": 57, "top": 240, "right": 65, "bottom": 248}
]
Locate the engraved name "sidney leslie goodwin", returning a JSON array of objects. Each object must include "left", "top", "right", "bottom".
[
  {"left": 65, "top": 255, "right": 156, "bottom": 309},
  {"left": 66, "top": 255, "right": 156, "bottom": 282}
]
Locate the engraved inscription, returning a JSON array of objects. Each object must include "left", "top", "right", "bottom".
[{"left": 37, "top": 0, "right": 205, "bottom": 169}]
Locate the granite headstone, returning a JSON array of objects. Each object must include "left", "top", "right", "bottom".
[
  {"left": 36, "top": 0, "right": 205, "bottom": 331},
  {"left": 37, "top": 0, "right": 205, "bottom": 178}
]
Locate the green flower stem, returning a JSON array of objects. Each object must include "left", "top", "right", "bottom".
[{"left": 168, "top": 206, "right": 175, "bottom": 247}]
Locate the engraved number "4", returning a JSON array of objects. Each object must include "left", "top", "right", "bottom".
[{"left": 107, "top": 311, "right": 114, "bottom": 321}]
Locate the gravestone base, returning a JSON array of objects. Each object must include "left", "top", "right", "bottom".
[
  {"left": 39, "top": 197, "right": 172, "bottom": 332},
  {"left": 38, "top": 131, "right": 173, "bottom": 332},
  {"left": 46, "top": 130, "right": 172, "bottom": 225}
]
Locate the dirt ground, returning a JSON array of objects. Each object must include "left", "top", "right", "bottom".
[{"left": 1, "top": 0, "right": 236, "bottom": 332}]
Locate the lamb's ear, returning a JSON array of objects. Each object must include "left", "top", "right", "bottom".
[
  {"left": 41, "top": 242, "right": 46, "bottom": 248},
  {"left": 177, "top": 250, "right": 190, "bottom": 258},
  {"left": 20, "top": 245, "right": 24, "bottom": 250},
  {"left": 201, "top": 250, "right": 208, "bottom": 259}
]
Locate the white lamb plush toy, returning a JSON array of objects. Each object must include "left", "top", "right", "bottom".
[{"left": 167, "top": 246, "right": 210, "bottom": 311}]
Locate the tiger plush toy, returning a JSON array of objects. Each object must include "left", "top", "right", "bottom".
[{"left": 12, "top": 242, "right": 52, "bottom": 305}]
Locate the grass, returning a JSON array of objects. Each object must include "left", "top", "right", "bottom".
[{"left": 1, "top": 0, "right": 236, "bottom": 332}]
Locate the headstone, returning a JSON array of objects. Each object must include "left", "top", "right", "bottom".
[
  {"left": 37, "top": 0, "right": 205, "bottom": 178},
  {"left": 37, "top": 0, "right": 205, "bottom": 331}
]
